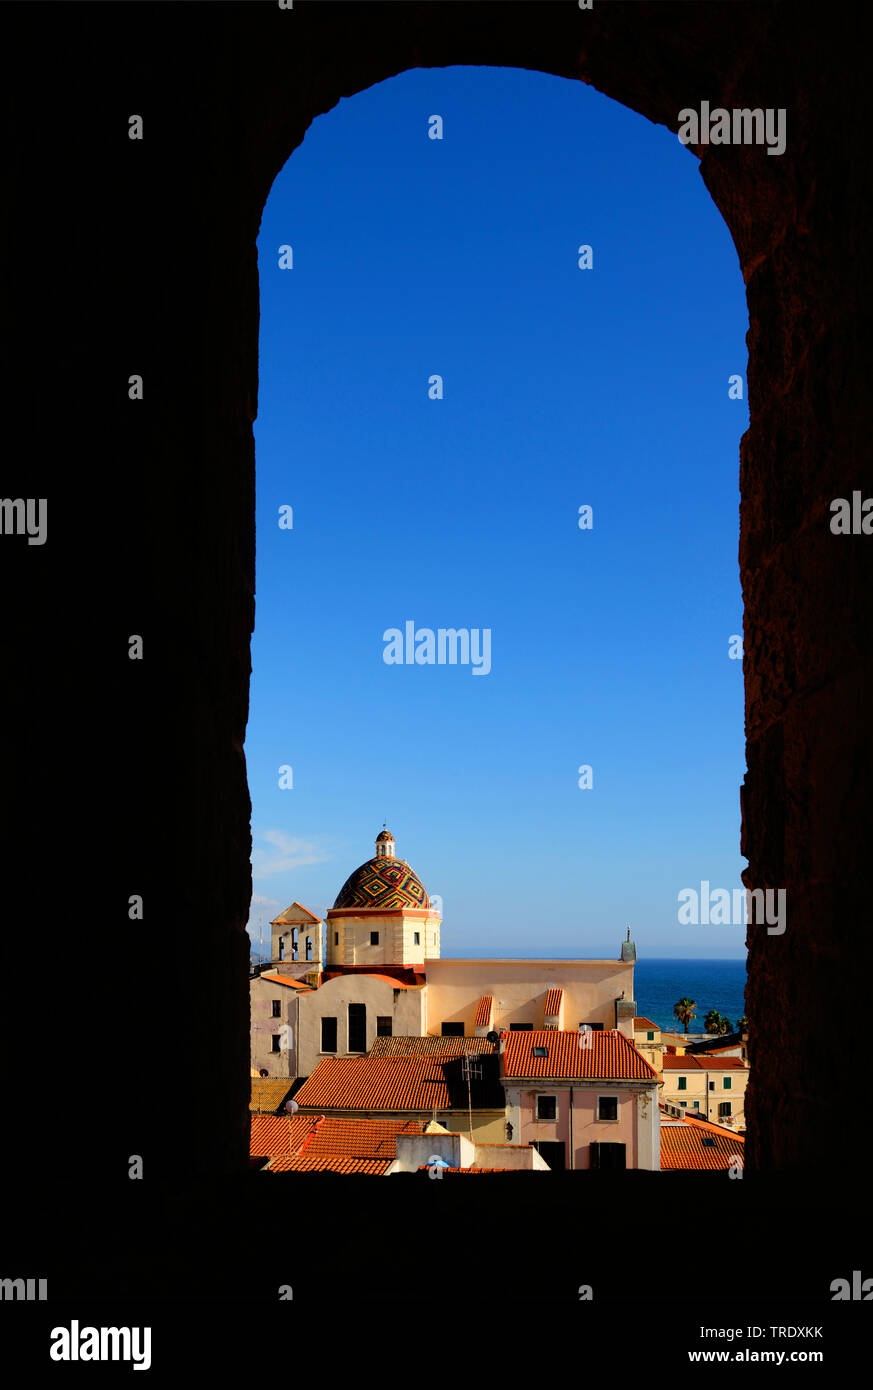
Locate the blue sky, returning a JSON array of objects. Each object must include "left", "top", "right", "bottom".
[{"left": 246, "top": 66, "right": 750, "bottom": 961}]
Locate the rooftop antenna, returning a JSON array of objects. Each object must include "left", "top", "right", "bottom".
[{"left": 461, "top": 1049, "right": 482, "bottom": 1145}]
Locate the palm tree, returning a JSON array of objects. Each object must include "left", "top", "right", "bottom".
[
  {"left": 704, "top": 1010, "right": 732, "bottom": 1036},
  {"left": 737, "top": 1016, "right": 748, "bottom": 1034},
  {"left": 673, "top": 998, "right": 697, "bottom": 1033}
]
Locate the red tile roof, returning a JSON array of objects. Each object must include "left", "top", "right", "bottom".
[
  {"left": 661, "top": 1055, "right": 747, "bottom": 1071},
  {"left": 295, "top": 1056, "right": 454, "bottom": 1111},
  {"left": 543, "top": 989, "right": 563, "bottom": 1017},
  {"left": 249, "top": 1078, "right": 298, "bottom": 1113},
  {"left": 300, "top": 1117, "right": 423, "bottom": 1160},
  {"left": 259, "top": 972, "right": 313, "bottom": 989},
  {"left": 267, "top": 1155, "right": 391, "bottom": 1175},
  {"left": 501, "top": 1030, "right": 658, "bottom": 1081},
  {"left": 660, "top": 1116, "right": 746, "bottom": 1171},
  {"left": 249, "top": 1113, "right": 320, "bottom": 1159},
  {"left": 474, "top": 995, "right": 493, "bottom": 1027},
  {"left": 634, "top": 1017, "right": 659, "bottom": 1031}
]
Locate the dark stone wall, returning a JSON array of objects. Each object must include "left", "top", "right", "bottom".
[{"left": 2, "top": 0, "right": 870, "bottom": 1203}]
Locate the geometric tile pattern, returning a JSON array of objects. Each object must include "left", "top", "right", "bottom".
[{"left": 332, "top": 855, "right": 430, "bottom": 910}]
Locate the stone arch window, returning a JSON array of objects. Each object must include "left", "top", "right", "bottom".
[{"left": 77, "top": 5, "right": 863, "bottom": 1182}]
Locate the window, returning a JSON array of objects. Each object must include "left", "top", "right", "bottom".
[
  {"left": 271, "top": 1034, "right": 281, "bottom": 1053},
  {"left": 532, "top": 1046, "right": 548, "bottom": 1058},
  {"left": 509, "top": 1023, "right": 533, "bottom": 1032},
  {"left": 723, "top": 1076, "right": 732, "bottom": 1089},
  {"left": 597, "top": 1096, "right": 618, "bottom": 1122},
  {"left": 709, "top": 1081, "right": 716, "bottom": 1091},
  {"left": 536, "top": 1095, "right": 557, "bottom": 1121},
  {"left": 376, "top": 1016, "right": 392, "bottom": 1037},
  {"left": 271, "top": 1000, "right": 281, "bottom": 1018},
  {"left": 701, "top": 1136, "right": 716, "bottom": 1148},
  {"left": 305, "top": 936, "right": 312, "bottom": 961},
  {"left": 677, "top": 1076, "right": 687, "bottom": 1090},
  {"left": 679, "top": 1101, "right": 687, "bottom": 1108},
  {"left": 369, "top": 931, "right": 379, "bottom": 945},
  {"left": 278, "top": 938, "right": 284, "bottom": 961},
  {"left": 647, "top": 1030, "right": 654, "bottom": 1041},
  {"left": 692, "top": 1100, "right": 700, "bottom": 1110},
  {"left": 532, "top": 1140, "right": 565, "bottom": 1171},
  {"left": 718, "top": 1101, "right": 732, "bottom": 1118},
  {"left": 321, "top": 1016, "right": 337, "bottom": 1053},
  {"left": 348, "top": 1003, "right": 366, "bottom": 1052},
  {"left": 291, "top": 928, "right": 298, "bottom": 961},
  {"left": 334, "top": 932, "right": 339, "bottom": 946},
  {"left": 441, "top": 1022, "right": 464, "bottom": 1036},
  {"left": 589, "top": 1141, "right": 626, "bottom": 1170},
  {"left": 414, "top": 932, "right": 420, "bottom": 945},
  {"left": 579, "top": 1022, "right": 605, "bottom": 1032}
]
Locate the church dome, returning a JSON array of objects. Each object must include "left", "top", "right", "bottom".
[{"left": 332, "top": 830, "right": 431, "bottom": 910}]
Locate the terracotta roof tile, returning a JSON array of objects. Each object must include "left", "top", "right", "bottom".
[
  {"left": 249, "top": 1112, "right": 319, "bottom": 1158},
  {"left": 259, "top": 972, "right": 313, "bottom": 989},
  {"left": 661, "top": 1055, "right": 747, "bottom": 1071},
  {"left": 295, "top": 1056, "right": 454, "bottom": 1111},
  {"left": 660, "top": 1118, "right": 746, "bottom": 1171},
  {"left": 474, "top": 995, "right": 493, "bottom": 1027},
  {"left": 249, "top": 1078, "right": 297, "bottom": 1113},
  {"left": 544, "top": 989, "right": 563, "bottom": 1017},
  {"left": 634, "top": 1017, "right": 659, "bottom": 1030},
  {"left": 267, "top": 1155, "right": 391, "bottom": 1175},
  {"left": 295, "top": 1052, "right": 506, "bottom": 1112},
  {"left": 301, "top": 1117, "right": 423, "bottom": 1160},
  {"left": 502, "top": 1030, "right": 658, "bottom": 1081}
]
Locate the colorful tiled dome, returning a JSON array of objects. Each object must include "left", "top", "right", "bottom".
[
  {"left": 333, "top": 856, "right": 430, "bottom": 911},
  {"left": 375, "top": 829, "right": 394, "bottom": 843}
]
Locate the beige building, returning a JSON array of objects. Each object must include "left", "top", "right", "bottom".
[
  {"left": 270, "top": 901, "right": 323, "bottom": 972},
  {"left": 500, "top": 1029, "right": 661, "bottom": 1170},
  {"left": 633, "top": 1016, "right": 664, "bottom": 1072},
  {"left": 660, "top": 1053, "right": 749, "bottom": 1129},
  {"left": 250, "top": 970, "right": 313, "bottom": 1078},
  {"left": 251, "top": 828, "right": 641, "bottom": 1086}
]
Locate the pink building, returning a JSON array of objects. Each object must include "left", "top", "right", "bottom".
[{"left": 500, "top": 1029, "right": 661, "bottom": 1170}]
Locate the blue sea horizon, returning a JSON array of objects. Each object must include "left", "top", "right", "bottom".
[{"left": 634, "top": 957, "right": 747, "bottom": 1033}]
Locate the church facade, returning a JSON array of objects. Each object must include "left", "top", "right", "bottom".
[{"left": 251, "top": 827, "right": 640, "bottom": 1082}]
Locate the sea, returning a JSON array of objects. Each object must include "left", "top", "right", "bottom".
[{"left": 633, "top": 958, "right": 747, "bottom": 1033}]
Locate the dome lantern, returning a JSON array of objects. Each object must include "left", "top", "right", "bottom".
[{"left": 375, "top": 827, "right": 395, "bottom": 860}]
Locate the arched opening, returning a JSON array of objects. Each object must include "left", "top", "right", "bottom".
[
  {"left": 8, "top": 4, "right": 867, "bottom": 1225},
  {"left": 249, "top": 63, "right": 750, "bottom": 1125}
]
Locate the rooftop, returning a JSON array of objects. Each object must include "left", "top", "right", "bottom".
[{"left": 502, "top": 1030, "right": 658, "bottom": 1081}]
